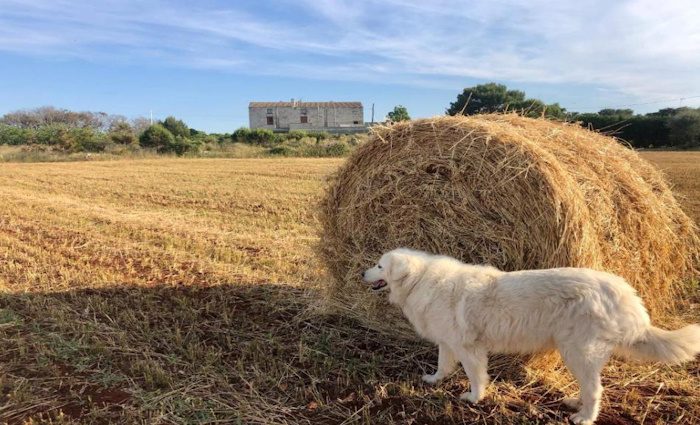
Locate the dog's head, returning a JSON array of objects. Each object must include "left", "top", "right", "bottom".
[{"left": 362, "top": 248, "right": 425, "bottom": 302}]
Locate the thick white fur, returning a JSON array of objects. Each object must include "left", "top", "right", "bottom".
[{"left": 362, "top": 248, "right": 700, "bottom": 425}]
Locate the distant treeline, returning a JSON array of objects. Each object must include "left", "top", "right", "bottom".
[
  {"left": 2, "top": 97, "right": 699, "bottom": 156},
  {"left": 0, "top": 107, "right": 205, "bottom": 154},
  {"left": 447, "top": 83, "right": 700, "bottom": 149},
  {"left": 0, "top": 107, "right": 356, "bottom": 157},
  {"left": 568, "top": 108, "right": 700, "bottom": 148}
]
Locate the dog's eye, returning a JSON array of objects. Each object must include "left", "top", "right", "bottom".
[{"left": 377, "top": 264, "right": 382, "bottom": 269}]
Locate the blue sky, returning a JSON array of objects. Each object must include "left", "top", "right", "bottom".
[{"left": 1, "top": 0, "right": 699, "bottom": 133}]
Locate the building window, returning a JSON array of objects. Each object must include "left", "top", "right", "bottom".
[
  {"left": 266, "top": 108, "right": 273, "bottom": 114},
  {"left": 300, "top": 116, "right": 308, "bottom": 124},
  {"left": 353, "top": 121, "right": 359, "bottom": 124},
  {"left": 266, "top": 116, "right": 274, "bottom": 125}
]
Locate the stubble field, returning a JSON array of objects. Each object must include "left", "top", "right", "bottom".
[{"left": 0, "top": 153, "right": 698, "bottom": 424}]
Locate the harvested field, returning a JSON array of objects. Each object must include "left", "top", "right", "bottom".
[{"left": 0, "top": 154, "right": 698, "bottom": 424}]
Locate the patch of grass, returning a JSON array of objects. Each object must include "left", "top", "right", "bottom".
[
  {"left": 0, "top": 154, "right": 698, "bottom": 424},
  {"left": 0, "top": 308, "right": 20, "bottom": 325}
]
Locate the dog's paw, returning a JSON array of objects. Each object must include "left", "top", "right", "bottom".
[
  {"left": 569, "top": 411, "right": 594, "bottom": 425},
  {"left": 562, "top": 397, "right": 582, "bottom": 409},
  {"left": 459, "top": 391, "right": 482, "bottom": 404},
  {"left": 422, "top": 373, "right": 440, "bottom": 384}
]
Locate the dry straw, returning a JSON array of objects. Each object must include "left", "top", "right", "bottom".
[{"left": 319, "top": 114, "right": 699, "bottom": 335}]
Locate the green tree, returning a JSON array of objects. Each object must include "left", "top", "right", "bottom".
[
  {"left": 139, "top": 124, "right": 175, "bottom": 151},
  {"left": 508, "top": 99, "right": 567, "bottom": 119},
  {"left": 668, "top": 109, "right": 700, "bottom": 147},
  {"left": 108, "top": 121, "right": 137, "bottom": 145},
  {"left": 387, "top": 105, "right": 410, "bottom": 122},
  {"left": 35, "top": 124, "right": 71, "bottom": 147},
  {"left": 646, "top": 107, "right": 695, "bottom": 119},
  {"left": 71, "top": 127, "right": 108, "bottom": 152},
  {"left": 447, "top": 82, "right": 566, "bottom": 119},
  {"left": 447, "top": 83, "right": 526, "bottom": 115},
  {"left": 541, "top": 102, "right": 566, "bottom": 119},
  {"left": 161, "top": 116, "right": 190, "bottom": 138},
  {"left": 0, "top": 124, "right": 29, "bottom": 145},
  {"left": 598, "top": 109, "right": 634, "bottom": 118}
]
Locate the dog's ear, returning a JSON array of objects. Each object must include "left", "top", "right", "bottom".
[{"left": 386, "top": 251, "right": 411, "bottom": 282}]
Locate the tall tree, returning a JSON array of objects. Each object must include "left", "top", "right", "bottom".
[
  {"left": 448, "top": 83, "right": 566, "bottom": 119},
  {"left": 447, "top": 83, "right": 526, "bottom": 116},
  {"left": 387, "top": 105, "right": 410, "bottom": 122},
  {"left": 161, "top": 116, "right": 190, "bottom": 138}
]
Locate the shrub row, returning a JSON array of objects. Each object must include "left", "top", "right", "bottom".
[{"left": 231, "top": 128, "right": 332, "bottom": 145}]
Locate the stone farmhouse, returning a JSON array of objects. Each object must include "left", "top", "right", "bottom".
[{"left": 249, "top": 100, "right": 365, "bottom": 133}]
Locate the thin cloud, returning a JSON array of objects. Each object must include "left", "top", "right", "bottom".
[{"left": 0, "top": 0, "right": 698, "bottom": 105}]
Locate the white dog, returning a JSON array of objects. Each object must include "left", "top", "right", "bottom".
[{"left": 362, "top": 248, "right": 700, "bottom": 425}]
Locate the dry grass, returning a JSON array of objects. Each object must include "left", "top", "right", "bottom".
[
  {"left": 639, "top": 151, "right": 700, "bottom": 225},
  {"left": 0, "top": 155, "right": 698, "bottom": 424}
]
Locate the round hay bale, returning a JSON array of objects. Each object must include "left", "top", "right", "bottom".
[{"left": 319, "top": 114, "right": 699, "bottom": 334}]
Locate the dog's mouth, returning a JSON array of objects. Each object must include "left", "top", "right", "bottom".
[{"left": 370, "top": 280, "right": 387, "bottom": 291}]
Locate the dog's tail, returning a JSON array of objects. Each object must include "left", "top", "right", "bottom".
[{"left": 617, "top": 324, "right": 700, "bottom": 365}]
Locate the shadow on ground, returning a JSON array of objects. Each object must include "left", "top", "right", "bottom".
[{"left": 0, "top": 282, "right": 692, "bottom": 424}]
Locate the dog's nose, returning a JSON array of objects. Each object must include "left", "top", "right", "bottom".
[{"left": 361, "top": 271, "right": 365, "bottom": 278}]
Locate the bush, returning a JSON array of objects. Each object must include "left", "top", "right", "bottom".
[
  {"left": 307, "top": 131, "right": 330, "bottom": 142},
  {"left": 140, "top": 124, "right": 175, "bottom": 151},
  {"left": 232, "top": 127, "right": 251, "bottom": 143},
  {"left": 215, "top": 133, "right": 233, "bottom": 144},
  {"left": 325, "top": 141, "right": 350, "bottom": 156},
  {"left": 0, "top": 124, "right": 29, "bottom": 145},
  {"left": 75, "top": 129, "right": 109, "bottom": 152},
  {"left": 247, "top": 128, "right": 275, "bottom": 145},
  {"left": 297, "top": 145, "right": 325, "bottom": 157},
  {"left": 272, "top": 133, "right": 288, "bottom": 144},
  {"left": 35, "top": 124, "right": 69, "bottom": 146},
  {"left": 287, "top": 130, "right": 308, "bottom": 140},
  {"left": 269, "top": 146, "right": 293, "bottom": 156},
  {"left": 165, "top": 136, "right": 201, "bottom": 155},
  {"left": 109, "top": 121, "right": 137, "bottom": 145}
]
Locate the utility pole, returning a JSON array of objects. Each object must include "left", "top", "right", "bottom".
[
  {"left": 371, "top": 103, "right": 375, "bottom": 124},
  {"left": 150, "top": 110, "right": 153, "bottom": 125}
]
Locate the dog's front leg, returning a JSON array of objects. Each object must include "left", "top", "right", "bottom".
[{"left": 422, "top": 343, "right": 457, "bottom": 384}]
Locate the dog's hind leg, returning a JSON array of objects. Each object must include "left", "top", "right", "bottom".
[
  {"left": 559, "top": 342, "right": 611, "bottom": 425},
  {"left": 423, "top": 343, "right": 458, "bottom": 384},
  {"left": 457, "top": 346, "right": 489, "bottom": 403}
]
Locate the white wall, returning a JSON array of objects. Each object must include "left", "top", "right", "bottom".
[{"left": 249, "top": 105, "right": 364, "bottom": 131}]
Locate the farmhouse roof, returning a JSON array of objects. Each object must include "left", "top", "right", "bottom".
[{"left": 249, "top": 101, "right": 362, "bottom": 108}]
